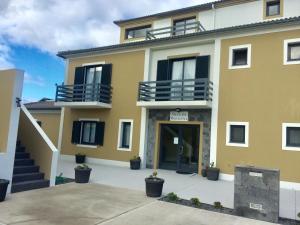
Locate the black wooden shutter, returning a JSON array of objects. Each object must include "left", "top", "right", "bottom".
[
  {"left": 95, "top": 122, "right": 105, "bottom": 146},
  {"left": 195, "top": 56, "right": 210, "bottom": 100},
  {"left": 73, "top": 67, "right": 85, "bottom": 102},
  {"left": 71, "top": 121, "right": 82, "bottom": 144},
  {"left": 100, "top": 64, "right": 112, "bottom": 103},
  {"left": 156, "top": 60, "right": 170, "bottom": 101}
]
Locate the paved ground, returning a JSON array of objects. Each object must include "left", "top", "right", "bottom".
[
  {"left": 0, "top": 183, "right": 277, "bottom": 225},
  {"left": 58, "top": 158, "right": 300, "bottom": 220}
]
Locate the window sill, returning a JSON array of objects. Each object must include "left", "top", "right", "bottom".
[
  {"left": 229, "top": 64, "right": 251, "bottom": 70},
  {"left": 282, "top": 146, "right": 300, "bottom": 152},
  {"left": 117, "top": 147, "right": 132, "bottom": 152},
  {"left": 76, "top": 144, "right": 97, "bottom": 149},
  {"left": 226, "top": 142, "right": 248, "bottom": 148},
  {"left": 284, "top": 60, "right": 300, "bottom": 65}
]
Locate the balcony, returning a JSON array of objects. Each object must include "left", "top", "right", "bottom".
[
  {"left": 137, "top": 78, "right": 213, "bottom": 109},
  {"left": 146, "top": 21, "right": 205, "bottom": 40},
  {"left": 55, "top": 83, "right": 112, "bottom": 109}
]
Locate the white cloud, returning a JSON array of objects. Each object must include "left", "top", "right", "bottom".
[
  {"left": 24, "top": 72, "right": 45, "bottom": 87},
  {"left": 0, "top": 40, "right": 13, "bottom": 68},
  {"left": 0, "top": 0, "right": 212, "bottom": 54}
]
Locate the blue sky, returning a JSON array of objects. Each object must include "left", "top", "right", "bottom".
[{"left": 0, "top": 0, "right": 211, "bottom": 102}]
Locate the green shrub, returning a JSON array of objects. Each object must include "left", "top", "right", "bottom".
[
  {"left": 190, "top": 197, "right": 201, "bottom": 206},
  {"left": 76, "top": 164, "right": 90, "bottom": 170},
  {"left": 298, "top": 212, "right": 300, "bottom": 218},
  {"left": 166, "top": 192, "right": 179, "bottom": 202},
  {"left": 214, "top": 201, "right": 223, "bottom": 209}
]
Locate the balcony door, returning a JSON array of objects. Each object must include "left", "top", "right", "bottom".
[
  {"left": 173, "top": 17, "right": 197, "bottom": 36},
  {"left": 171, "top": 58, "right": 196, "bottom": 101},
  {"left": 85, "top": 66, "right": 102, "bottom": 102}
]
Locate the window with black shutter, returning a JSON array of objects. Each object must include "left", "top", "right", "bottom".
[{"left": 71, "top": 120, "right": 105, "bottom": 146}]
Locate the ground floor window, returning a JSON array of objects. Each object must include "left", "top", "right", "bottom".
[
  {"left": 226, "top": 122, "right": 249, "bottom": 147},
  {"left": 117, "top": 119, "right": 133, "bottom": 151},
  {"left": 71, "top": 120, "right": 105, "bottom": 146},
  {"left": 282, "top": 123, "right": 300, "bottom": 151}
]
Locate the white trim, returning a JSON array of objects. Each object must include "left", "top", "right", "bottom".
[
  {"left": 283, "top": 38, "right": 300, "bottom": 65},
  {"left": 54, "top": 101, "right": 112, "bottom": 109},
  {"left": 282, "top": 123, "right": 300, "bottom": 151},
  {"left": 76, "top": 144, "right": 97, "bottom": 149},
  {"left": 117, "top": 119, "right": 134, "bottom": 151},
  {"left": 228, "top": 44, "right": 252, "bottom": 69},
  {"left": 82, "top": 61, "right": 105, "bottom": 66},
  {"left": 21, "top": 104, "right": 59, "bottom": 186},
  {"left": 139, "top": 108, "right": 148, "bottom": 168},
  {"left": 60, "top": 154, "right": 130, "bottom": 167},
  {"left": 79, "top": 118, "right": 100, "bottom": 122},
  {"left": 137, "top": 100, "right": 212, "bottom": 109},
  {"left": 219, "top": 173, "right": 234, "bottom": 181},
  {"left": 226, "top": 121, "right": 249, "bottom": 148},
  {"left": 210, "top": 38, "right": 221, "bottom": 165}
]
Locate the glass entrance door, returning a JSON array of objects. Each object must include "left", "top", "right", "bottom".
[{"left": 159, "top": 124, "right": 200, "bottom": 174}]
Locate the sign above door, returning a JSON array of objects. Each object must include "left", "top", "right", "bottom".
[{"left": 170, "top": 111, "right": 189, "bottom": 122}]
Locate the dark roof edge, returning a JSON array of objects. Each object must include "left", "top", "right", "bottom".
[
  {"left": 57, "top": 16, "right": 300, "bottom": 59},
  {"left": 113, "top": 2, "right": 215, "bottom": 25}
]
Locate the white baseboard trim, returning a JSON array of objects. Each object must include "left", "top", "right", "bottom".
[
  {"left": 60, "top": 154, "right": 130, "bottom": 168},
  {"left": 220, "top": 173, "right": 300, "bottom": 190}
]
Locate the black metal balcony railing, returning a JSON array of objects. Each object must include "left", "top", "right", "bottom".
[
  {"left": 55, "top": 83, "right": 112, "bottom": 104},
  {"left": 138, "top": 78, "right": 213, "bottom": 102},
  {"left": 146, "top": 21, "right": 205, "bottom": 40}
]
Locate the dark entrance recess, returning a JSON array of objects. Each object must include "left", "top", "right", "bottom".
[{"left": 159, "top": 124, "right": 200, "bottom": 174}]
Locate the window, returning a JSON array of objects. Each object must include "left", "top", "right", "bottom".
[
  {"left": 125, "top": 25, "right": 151, "bottom": 39},
  {"left": 282, "top": 123, "right": 300, "bottom": 151},
  {"left": 117, "top": 119, "right": 133, "bottom": 151},
  {"left": 226, "top": 122, "right": 249, "bottom": 147},
  {"left": 71, "top": 120, "right": 105, "bottom": 147},
  {"left": 36, "top": 120, "right": 42, "bottom": 127},
  {"left": 284, "top": 39, "right": 300, "bottom": 65},
  {"left": 266, "top": 0, "right": 281, "bottom": 17},
  {"left": 173, "top": 17, "right": 197, "bottom": 36},
  {"left": 229, "top": 44, "right": 252, "bottom": 69}
]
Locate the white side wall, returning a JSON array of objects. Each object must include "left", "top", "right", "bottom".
[
  {"left": 153, "top": 18, "right": 172, "bottom": 38},
  {"left": 0, "top": 70, "right": 24, "bottom": 193},
  {"left": 284, "top": 0, "right": 300, "bottom": 18}
]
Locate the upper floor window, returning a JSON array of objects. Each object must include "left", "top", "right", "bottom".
[
  {"left": 125, "top": 25, "right": 151, "bottom": 39},
  {"left": 173, "top": 17, "right": 197, "bottom": 36},
  {"left": 266, "top": 0, "right": 281, "bottom": 17},
  {"left": 284, "top": 38, "right": 300, "bottom": 65},
  {"left": 229, "top": 44, "right": 252, "bottom": 69}
]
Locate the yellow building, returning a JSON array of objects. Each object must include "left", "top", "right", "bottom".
[{"left": 54, "top": 0, "right": 300, "bottom": 187}]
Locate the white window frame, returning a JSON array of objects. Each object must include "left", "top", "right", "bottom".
[
  {"left": 283, "top": 38, "right": 300, "bottom": 65},
  {"left": 282, "top": 123, "right": 300, "bottom": 151},
  {"left": 82, "top": 61, "right": 105, "bottom": 66},
  {"left": 76, "top": 118, "right": 100, "bottom": 148},
  {"left": 117, "top": 119, "right": 134, "bottom": 151},
  {"left": 226, "top": 121, "right": 249, "bottom": 148},
  {"left": 229, "top": 44, "right": 252, "bottom": 69}
]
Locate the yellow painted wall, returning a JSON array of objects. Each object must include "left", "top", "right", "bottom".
[
  {"left": 217, "top": 29, "right": 300, "bottom": 182},
  {"left": 0, "top": 70, "right": 16, "bottom": 152},
  {"left": 61, "top": 50, "right": 145, "bottom": 162},
  {"left": 30, "top": 112, "right": 61, "bottom": 147}
]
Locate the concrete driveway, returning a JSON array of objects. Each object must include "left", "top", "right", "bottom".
[{"left": 0, "top": 183, "right": 277, "bottom": 225}]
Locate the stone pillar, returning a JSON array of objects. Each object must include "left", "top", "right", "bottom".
[{"left": 234, "top": 165, "right": 280, "bottom": 223}]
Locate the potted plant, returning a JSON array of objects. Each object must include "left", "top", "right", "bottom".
[
  {"left": 201, "top": 164, "right": 208, "bottom": 177},
  {"left": 75, "top": 164, "right": 92, "bottom": 183},
  {"left": 206, "top": 162, "right": 220, "bottom": 181},
  {"left": 130, "top": 156, "right": 141, "bottom": 170},
  {"left": 0, "top": 179, "right": 9, "bottom": 202},
  {"left": 145, "top": 171, "right": 164, "bottom": 197},
  {"left": 75, "top": 153, "right": 86, "bottom": 164}
]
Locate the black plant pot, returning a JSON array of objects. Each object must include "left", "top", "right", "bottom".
[
  {"left": 75, "top": 168, "right": 92, "bottom": 183},
  {"left": 207, "top": 168, "right": 220, "bottom": 181},
  {"left": 75, "top": 155, "right": 86, "bottom": 164},
  {"left": 130, "top": 159, "right": 141, "bottom": 170},
  {"left": 145, "top": 178, "right": 164, "bottom": 197},
  {"left": 0, "top": 179, "right": 9, "bottom": 202},
  {"left": 201, "top": 168, "right": 207, "bottom": 177}
]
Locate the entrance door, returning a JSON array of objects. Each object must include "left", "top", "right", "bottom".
[{"left": 159, "top": 124, "right": 200, "bottom": 174}]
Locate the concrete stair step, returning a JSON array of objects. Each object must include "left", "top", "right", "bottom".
[
  {"left": 11, "top": 179, "right": 50, "bottom": 193},
  {"left": 12, "top": 172, "right": 45, "bottom": 183},
  {"left": 16, "top": 146, "right": 26, "bottom": 153},
  {"left": 14, "top": 159, "right": 34, "bottom": 166},
  {"left": 15, "top": 152, "right": 30, "bottom": 159},
  {"left": 13, "top": 165, "right": 40, "bottom": 174}
]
